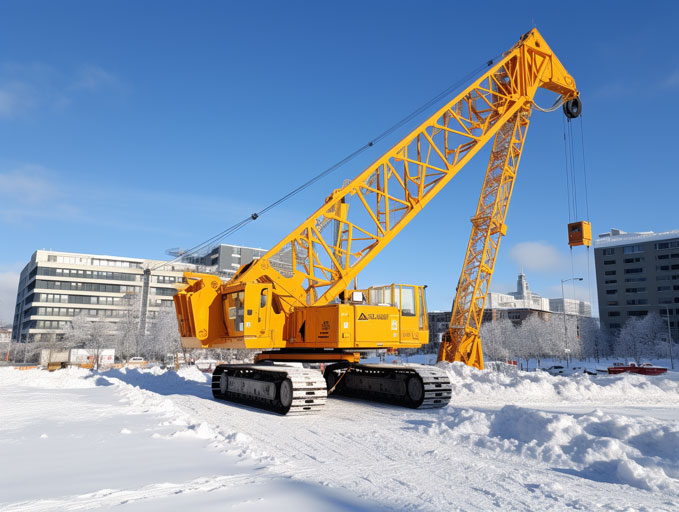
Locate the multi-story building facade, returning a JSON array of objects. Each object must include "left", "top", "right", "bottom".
[
  {"left": 11, "top": 250, "right": 196, "bottom": 343},
  {"left": 594, "top": 228, "right": 679, "bottom": 339},
  {"left": 180, "top": 243, "right": 296, "bottom": 279},
  {"left": 181, "top": 244, "right": 269, "bottom": 278}
]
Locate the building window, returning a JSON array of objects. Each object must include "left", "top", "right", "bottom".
[
  {"left": 626, "top": 299, "right": 648, "bottom": 305},
  {"left": 605, "top": 290, "right": 617, "bottom": 295},
  {"left": 608, "top": 311, "right": 620, "bottom": 317},
  {"left": 609, "top": 323, "right": 621, "bottom": 328},
  {"left": 655, "top": 241, "right": 679, "bottom": 250},
  {"left": 628, "top": 310, "right": 648, "bottom": 316},
  {"left": 625, "top": 277, "right": 646, "bottom": 282},
  {"left": 624, "top": 257, "right": 644, "bottom": 264},
  {"left": 604, "top": 270, "right": 616, "bottom": 276},
  {"left": 604, "top": 279, "right": 617, "bottom": 284},
  {"left": 625, "top": 268, "right": 643, "bottom": 274},
  {"left": 603, "top": 260, "right": 616, "bottom": 265},
  {"left": 658, "top": 254, "right": 670, "bottom": 260},
  {"left": 623, "top": 244, "right": 644, "bottom": 254},
  {"left": 607, "top": 301, "right": 618, "bottom": 306},
  {"left": 658, "top": 286, "right": 671, "bottom": 292},
  {"left": 625, "top": 287, "right": 646, "bottom": 293},
  {"left": 602, "top": 248, "right": 615, "bottom": 256}
]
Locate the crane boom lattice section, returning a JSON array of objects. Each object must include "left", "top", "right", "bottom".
[
  {"left": 238, "top": 30, "right": 575, "bottom": 312},
  {"left": 438, "top": 107, "right": 531, "bottom": 368}
]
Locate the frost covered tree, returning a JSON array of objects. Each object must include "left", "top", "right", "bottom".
[
  {"left": 142, "top": 306, "right": 181, "bottom": 362},
  {"left": 63, "top": 315, "right": 115, "bottom": 370},
  {"left": 515, "top": 315, "right": 553, "bottom": 368},
  {"left": 480, "top": 318, "right": 514, "bottom": 362},
  {"left": 615, "top": 313, "right": 666, "bottom": 363},
  {"left": 113, "top": 294, "right": 143, "bottom": 363},
  {"left": 579, "top": 317, "right": 609, "bottom": 361}
]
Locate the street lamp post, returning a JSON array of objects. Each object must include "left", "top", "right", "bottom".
[
  {"left": 561, "top": 277, "right": 583, "bottom": 368},
  {"left": 663, "top": 307, "right": 675, "bottom": 371}
]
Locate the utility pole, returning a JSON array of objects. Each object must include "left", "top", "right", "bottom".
[{"left": 561, "top": 277, "right": 583, "bottom": 368}]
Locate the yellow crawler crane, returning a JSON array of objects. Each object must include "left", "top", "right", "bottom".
[{"left": 174, "top": 28, "right": 581, "bottom": 414}]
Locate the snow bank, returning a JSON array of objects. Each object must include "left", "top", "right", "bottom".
[
  {"left": 424, "top": 363, "right": 679, "bottom": 493},
  {"left": 439, "top": 361, "right": 679, "bottom": 406},
  {"left": 419, "top": 405, "right": 679, "bottom": 493},
  {"left": 0, "top": 366, "right": 100, "bottom": 388}
]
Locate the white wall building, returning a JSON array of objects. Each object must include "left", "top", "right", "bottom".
[{"left": 11, "top": 250, "right": 197, "bottom": 343}]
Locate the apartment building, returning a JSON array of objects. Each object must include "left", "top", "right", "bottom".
[
  {"left": 11, "top": 250, "right": 196, "bottom": 343},
  {"left": 594, "top": 228, "right": 679, "bottom": 339}
]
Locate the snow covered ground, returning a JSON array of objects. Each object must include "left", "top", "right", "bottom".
[{"left": 1, "top": 364, "right": 678, "bottom": 511}]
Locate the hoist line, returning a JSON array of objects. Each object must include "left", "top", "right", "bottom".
[
  {"left": 562, "top": 116, "right": 573, "bottom": 223},
  {"left": 579, "top": 115, "right": 591, "bottom": 222}
]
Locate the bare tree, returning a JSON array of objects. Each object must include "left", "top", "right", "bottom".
[
  {"left": 615, "top": 313, "right": 666, "bottom": 364},
  {"left": 480, "top": 318, "right": 514, "bottom": 362},
  {"left": 114, "top": 294, "right": 143, "bottom": 363},
  {"left": 142, "top": 306, "right": 181, "bottom": 363},
  {"left": 63, "top": 315, "right": 115, "bottom": 370}
]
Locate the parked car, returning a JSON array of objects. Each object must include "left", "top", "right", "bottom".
[
  {"left": 544, "top": 365, "right": 566, "bottom": 376},
  {"left": 544, "top": 365, "right": 596, "bottom": 376},
  {"left": 126, "top": 357, "right": 147, "bottom": 368}
]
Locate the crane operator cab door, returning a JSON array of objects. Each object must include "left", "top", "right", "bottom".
[
  {"left": 221, "top": 283, "right": 285, "bottom": 349},
  {"left": 394, "top": 285, "right": 424, "bottom": 346}
]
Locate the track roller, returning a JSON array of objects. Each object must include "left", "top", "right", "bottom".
[
  {"left": 324, "top": 363, "right": 452, "bottom": 409},
  {"left": 211, "top": 364, "right": 327, "bottom": 415}
]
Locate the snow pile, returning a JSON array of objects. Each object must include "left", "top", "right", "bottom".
[
  {"left": 439, "top": 361, "right": 679, "bottom": 406},
  {"left": 0, "top": 366, "right": 100, "bottom": 388},
  {"left": 100, "top": 367, "right": 266, "bottom": 461},
  {"left": 420, "top": 405, "right": 679, "bottom": 493}
]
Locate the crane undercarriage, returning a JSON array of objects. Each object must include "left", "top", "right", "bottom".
[{"left": 210, "top": 359, "right": 452, "bottom": 414}]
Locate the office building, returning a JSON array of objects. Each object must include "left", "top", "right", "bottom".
[
  {"left": 11, "top": 250, "right": 196, "bottom": 343},
  {"left": 594, "top": 228, "right": 679, "bottom": 339},
  {"left": 179, "top": 243, "right": 295, "bottom": 279}
]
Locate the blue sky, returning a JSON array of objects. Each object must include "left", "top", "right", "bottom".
[{"left": 1, "top": 1, "right": 679, "bottom": 324}]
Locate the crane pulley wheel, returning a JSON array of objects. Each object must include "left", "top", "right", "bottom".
[{"left": 563, "top": 97, "right": 582, "bottom": 119}]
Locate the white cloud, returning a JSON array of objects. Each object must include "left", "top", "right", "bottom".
[
  {"left": 508, "top": 241, "right": 569, "bottom": 273},
  {"left": 70, "top": 65, "right": 118, "bottom": 91},
  {"left": 662, "top": 70, "right": 679, "bottom": 89},
  {"left": 0, "top": 63, "right": 120, "bottom": 119},
  {"left": 0, "top": 165, "right": 72, "bottom": 223},
  {"left": 0, "top": 81, "right": 36, "bottom": 118},
  {"left": 0, "top": 272, "right": 19, "bottom": 325}
]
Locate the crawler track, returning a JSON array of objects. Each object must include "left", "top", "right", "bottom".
[
  {"left": 324, "top": 363, "right": 452, "bottom": 409},
  {"left": 211, "top": 364, "right": 327, "bottom": 415}
]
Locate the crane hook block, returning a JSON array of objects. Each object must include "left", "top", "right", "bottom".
[
  {"left": 568, "top": 221, "right": 591, "bottom": 247},
  {"left": 563, "top": 97, "right": 582, "bottom": 119}
]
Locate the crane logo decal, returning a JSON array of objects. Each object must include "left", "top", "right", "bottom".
[{"left": 358, "top": 313, "right": 388, "bottom": 321}]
